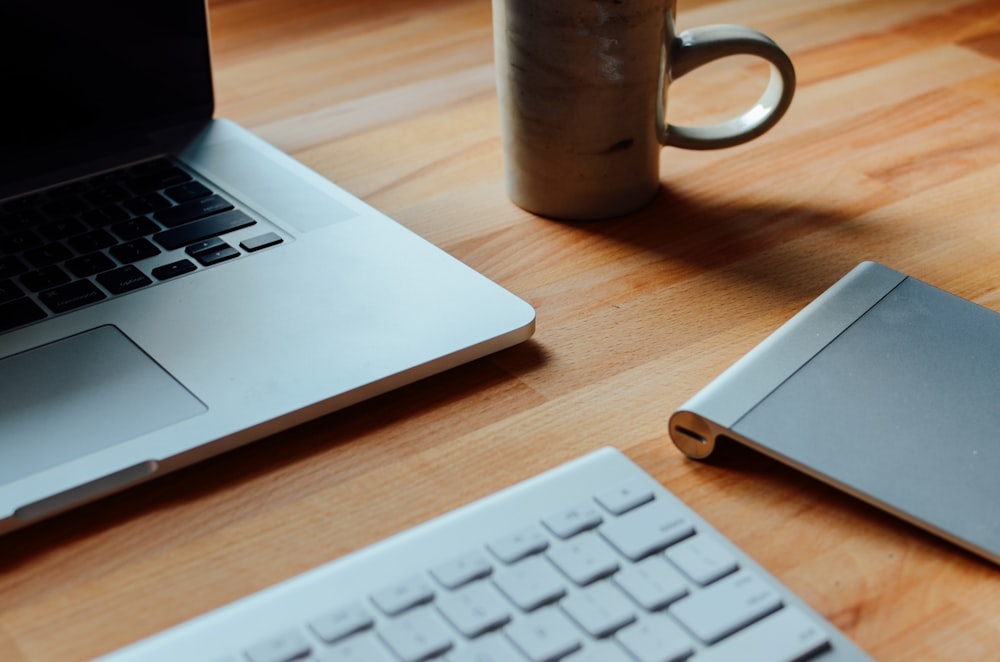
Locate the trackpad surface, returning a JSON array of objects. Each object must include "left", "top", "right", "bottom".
[{"left": 0, "top": 326, "right": 206, "bottom": 485}]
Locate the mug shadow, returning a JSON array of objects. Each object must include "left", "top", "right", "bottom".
[{"left": 552, "top": 183, "right": 901, "bottom": 305}]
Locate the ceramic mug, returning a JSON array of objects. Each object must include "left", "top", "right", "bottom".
[{"left": 492, "top": 0, "right": 796, "bottom": 220}]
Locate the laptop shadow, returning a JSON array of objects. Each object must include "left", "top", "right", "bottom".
[{"left": 0, "top": 340, "right": 549, "bottom": 567}]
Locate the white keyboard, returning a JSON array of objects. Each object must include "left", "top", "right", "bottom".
[{"left": 99, "top": 447, "right": 872, "bottom": 662}]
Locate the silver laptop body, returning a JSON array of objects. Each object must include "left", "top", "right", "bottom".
[{"left": 0, "top": 1, "right": 534, "bottom": 533}]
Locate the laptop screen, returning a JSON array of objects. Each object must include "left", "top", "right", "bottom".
[{"left": 1, "top": 0, "right": 214, "bottom": 182}]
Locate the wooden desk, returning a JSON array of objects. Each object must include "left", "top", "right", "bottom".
[{"left": 4, "top": 0, "right": 1000, "bottom": 659}]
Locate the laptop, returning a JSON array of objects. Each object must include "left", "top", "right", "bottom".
[{"left": 0, "top": 0, "right": 535, "bottom": 534}]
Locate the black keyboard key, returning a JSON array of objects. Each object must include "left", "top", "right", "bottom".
[
  {"left": 0, "top": 229, "right": 43, "bottom": 253},
  {"left": 194, "top": 245, "right": 240, "bottom": 266},
  {"left": 240, "top": 232, "right": 283, "bottom": 252},
  {"left": 110, "top": 216, "right": 160, "bottom": 241},
  {"left": 85, "top": 184, "right": 130, "bottom": 206},
  {"left": 38, "top": 279, "right": 107, "bottom": 313},
  {"left": 164, "top": 181, "right": 212, "bottom": 203},
  {"left": 152, "top": 259, "right": 197, "bottom": 281},
  {"left": 154, "top": 194, "right": 234, "bottom": 228},
  {"left": 0, "top": 255, "right": 28, "bottom": 279},
  {"left": 40, "top": 217, "right": 86, "bottom": 240},
  {"left": 0, "top": 209, "right": 45, "bottom": 232},
  {"left": 127, "top": 167, "right": 192, "bottom": 194},
  {"left": 43, "top": 196, "right": 87, "bottom": 219},
  {"left": 0, "top": 278, "right": 24, "bottom": 304},
  {"left": 24, "top": 242, "right": 73, "bottom": 268},
  {"left": 81, "top": 206, "right": 129, "bottom": 228},
  {"left": 0, "top": 297, "right": 46, "bottom": 332},
  {"left": 66, "top": 252, "right": 116, "bottom": 278},
  {"left": 185, "top": 235, "right": 239, "bottom": 266},
  {"left": 21, "top": 265, "right": 71, "bottom": 292},
  {"left": 154, "top": 209, "right": 256, "bottom": 250},
  {"left": 185, "top": 236, "right": 228, "bottom": 257},
  {"left": 69, "top": 229, "right": 117, "bottom": 254},
  {"left": 123, "top": 192, "right": 171, "bottom": 215},
  {"left": 97, "top": 265, "right": 152, "bottom": 294},
  {"left": 110, "top": 238, "right": 161, "bottom": 264}
]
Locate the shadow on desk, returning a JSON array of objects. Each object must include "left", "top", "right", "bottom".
[
  {"left": 0, "top": 340, "right": 548, "bottom": 567},
  {"left": 558, "top": 184, "right": 910, "bottom": 304}
]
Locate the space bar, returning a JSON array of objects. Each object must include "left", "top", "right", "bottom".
[{"left": 154, "top": 210, "right": 256, "bottom": 250}]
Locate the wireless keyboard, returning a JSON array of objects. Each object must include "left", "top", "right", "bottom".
[{"left": 99, "top": 447, "right": 872, "bottom": 662}]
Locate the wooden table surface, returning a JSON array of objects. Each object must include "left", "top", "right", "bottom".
[{"left": 6, "top": 0, "right": 1000, "bottom": 659}]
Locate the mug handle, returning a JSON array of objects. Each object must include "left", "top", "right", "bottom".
[{"left": 658, "top": 23, "right": 796, "bottom": 150}]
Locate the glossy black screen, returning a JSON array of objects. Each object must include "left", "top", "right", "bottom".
[{"left": 1, "top": 1, "right": 213, "bottom": 180}]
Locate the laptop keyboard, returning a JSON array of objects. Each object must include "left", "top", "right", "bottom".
[
  {"left": 0, "top": 158, "right": 284, "bottom": 333},
  {"left": 98, "top": 447, "right": 872, "bottom": 662}
]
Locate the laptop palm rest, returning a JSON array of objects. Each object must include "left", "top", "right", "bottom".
[{"left": 0, "top": 325, "right": 206, "bottom": 487}]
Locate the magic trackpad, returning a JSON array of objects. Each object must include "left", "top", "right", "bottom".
[{"left": 0, "top": 325, "right": 206, "bottom": 486}]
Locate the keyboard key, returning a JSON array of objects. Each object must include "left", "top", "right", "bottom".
[
  {"left": 371, "top": 575, "right": 435, "bottom": 616},
  {"left": 309, "top": 601, "right": 374, "bottom": 643},
  {"left": 68, "top": 229, "right": 117, "bottom": 254},
  {"left": 128, "top": 167, "right": 191, "bottom": 194},
  {"left": 97, "top": 266, "right": 152, "bottom": 294},
  {"left": 40, "top": 217, "right": 85, "bottom": 240},
  {"left": 0, "top": 229, "right": 42, "bottom": 253},
  {"left": 165, "top": 180, "right": 212, "bottom": 202},
  {"left": 110, "top": 216, "right": 160, "bottom": 241},
  {"left": 21, "top": 265, "right": 71, "bottom": 292},
  {"left": 488, "top": 526, "right": 549, "bottom": 563},
  {"left": 85, "top": 184, "right": 130, "bottom": 206},
  {"left": 244, "top": 629, "right": 311, "bottom": 662},
  {"left": 430, "top": 550, "right": 493, "bottom": 589},
  {"left": 324, "top": 632, "right": 396, "bottom": 661},
  {"left": 194, "top": 245, "right": 240, "bottom": 266},
  {"left": 378, "top": 607, "right": 453, "bottom": 662},
  {"left": 81, "top": 206, "right": 129, "bottom": 228},
  {"left": 151, "top": 259, "right": 197, "bottom": 281},
  {"left": 66, "top": 252, "right": 116, "bottom": 278},
  {"left": 449, "top": 632, "right": 527, "bottom": 662},
  {"left": 153, "top": 209, "right": 256, "bottom": 250},
  {"left": 436, "top": 581, "right": 511, "bottom": 637},
  {"left": 564, "top": 641, "right": 635, "bottom": 662},
  {"left": 154, "top": 194, "right": 234, "bottom": 228},
  {"left": 669, "top": 570, "right": 783, "bottom": 644},
  {"left": 612, "top": 555, "right": 689, "bottom": 611},
  {"left": 616, "top": 613, "right": 694, "bottom": 662},
  {"left": 123, "top": 192, "right": 171, "bottom": 215},
  {"left": 24, "top": 242, "right": 72, "bottom": 268},
  {"left": 241, "top": 232, "right": 283, "bottom": 252},
  {"left": 493, "top": 556, "right": 566, "bottom": 611},
  {"left": 506, "top": 607, "right": 581, "bottom": 662},
  {"left": 665, "top": 535, "right": 738, "bottom": 586},
  {"left": 39, "top": 280, "right": 107, "bottom": 313},
  {"left": 598, "top": 501, "right": 694, "bottom": 561},
  {"left": 0, "top": 297, "right": 46, "bottom": 332},
  {"left": 693, "top": 606, "right": 831, "bottom": 662},
  {"left": 542, "top": 501, "right": 603, "bottom": 539},
  {"left": 0, "top": 278, "right": 23, "bottom": 304},
  {"left": 110, "top": 238, "right": 161, "bottom": 264},
  {"left": 0, "top": 255, "right": 28, "bottom": 279},
  {"left": 560, "top": 581, "right": 635, "bottom": 637},
  {"left": 546, "top": 532, "right": 619, "bottom": 585},
  {"left": 595, "top": 478, "right": 655, "bottom": 515}
]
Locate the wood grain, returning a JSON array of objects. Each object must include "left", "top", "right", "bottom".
[{"left": 5, "top": 0, "right": 1000, "bottom": 659}]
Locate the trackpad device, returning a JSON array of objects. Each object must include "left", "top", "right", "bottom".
[{"left": 0, "top": 326, "right": 206, "bottom": 485}]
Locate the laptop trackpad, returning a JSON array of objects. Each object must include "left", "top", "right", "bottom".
[{"left": 0, "top": 325, "right": 207, "bottom": 486}]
